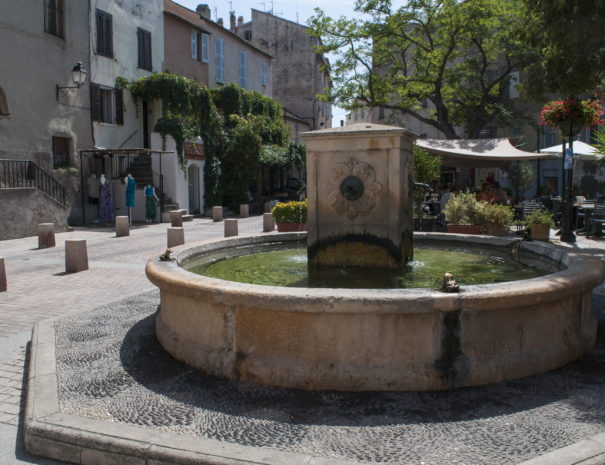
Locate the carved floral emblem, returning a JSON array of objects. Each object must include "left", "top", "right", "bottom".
[{"left": 325, "top": 158, "right": 382, "bottom": 219}]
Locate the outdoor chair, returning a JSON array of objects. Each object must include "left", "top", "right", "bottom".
[
  {"left": 515, "top": 200, "right": 543, "bottom": 232},
  {"left": 590, "top": 204, "right": 605, "bottom": 237},
  {"left": 576, "top": 201, "right": 595, "bottom": 232}
]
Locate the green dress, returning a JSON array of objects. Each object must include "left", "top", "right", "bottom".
[{"left": 144, "top": 185, "right": 157, "bottom": 220}]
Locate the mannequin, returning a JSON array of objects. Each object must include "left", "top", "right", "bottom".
[
  {"left": 124, "top": 173, "right": 136, "bottom": 226},
  {"left": 143, "top": 184, "right": 160, "bottom": 223},
  {"left": 99, "top": 174, "right": 115, "bottom": 223}
]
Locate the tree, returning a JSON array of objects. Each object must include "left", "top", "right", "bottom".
[
  {"left": 413, "top": 145, "right": 441, "bottom": 217},
  {"left": 519, "top": 0, "right": 605, "bottom": 101},
  {"left": 507, "top": 160, "right": 533, "bottom": 203},
  {"left": 309, "top": 0, "right": 533, "bottom": 139}
]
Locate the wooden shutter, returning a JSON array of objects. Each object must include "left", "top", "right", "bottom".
[
  {"left": 106, "top": 14, "right": 113, "bottom": 57},
  {"left": 90, "top": 84, "right": 101, "bottom": 121},
  {"left": 137, "top": 29, "right": 144, "bottom": 68},
  {"left": 115, "top": 88, "right": 124, "bottom": 125},
  {"left": 145, "top": 30, "right": 152, "bottom": 70}
]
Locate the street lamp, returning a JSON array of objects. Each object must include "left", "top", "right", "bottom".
[
  {"left": 56, "top": 62, "right": 87, "bottom": 100},
  {"left": 559, "top": 122, "right": 577, "bottom": 243}
]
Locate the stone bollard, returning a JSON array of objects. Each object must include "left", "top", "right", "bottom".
[
  {"left": 170, "top": 210, "right": 183, "bottom": 227},
  {"left": 213, "top": 206, "right": 223, "bottom": 222},
  {"left": 239, "top": 204, "right": 249, "bottom": 218},
  {"left": 0, "top": 257, "right": 6, "bottom": 292},
  {"left": 115, "top": 216, "right": 130, "bottom": 237},
  {"left": 264, "top": 201, "right": 273, "bottom": 213},
  {"left": 263, "top": 213, "right": 275, "bottom": 232},
  {"left": 37, "top": 223, "right": 56, "bottom": 249},
  {"left": 224, "top": 219, "right": 238, "bottom": 237},
  {"left": 65, "top": 240, "right": 88, "bottom": 273},
  {"left": 167, "top": 227, "right": 185, "bottom": 248}
]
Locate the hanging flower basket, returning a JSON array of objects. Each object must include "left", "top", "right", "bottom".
[{"left": 540, "top": 98, "right": 604, "bottom": 134}]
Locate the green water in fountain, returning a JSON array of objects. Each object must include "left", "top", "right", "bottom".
[{"left": 189, "top": 244, "right": 549, "bottom": 289}]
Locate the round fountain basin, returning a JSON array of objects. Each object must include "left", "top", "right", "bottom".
[{"left": 146, "top": 232, "right": 605, "bottom": 391}]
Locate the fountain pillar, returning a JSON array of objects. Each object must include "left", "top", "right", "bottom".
[{"left": 302, "top": 123, "right": 416, "bottom": 268}]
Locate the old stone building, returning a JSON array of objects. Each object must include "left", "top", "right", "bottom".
[
  {"left": 236, "top": 9, "right": 332, "bottom": 136},
  {"left": 0, "top": 0, "right": 94, "bottom": 238}
]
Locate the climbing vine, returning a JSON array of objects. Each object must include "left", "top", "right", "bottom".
[{"left": 118, "top": 72, "right": 291, "bottom": 210}]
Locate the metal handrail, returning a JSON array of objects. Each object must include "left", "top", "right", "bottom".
[{"left": 0, "top": 159, "right": 66, "bottom": 206}]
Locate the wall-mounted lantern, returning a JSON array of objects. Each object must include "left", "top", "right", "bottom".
[{"left": 56, "top": 62, "right": 87, "bottom": 100}]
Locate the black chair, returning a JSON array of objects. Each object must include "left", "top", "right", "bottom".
[
  {"left": 590, "top": 204, "right": 605, "bottom": 237},
  {"left": 575, "top": 201, "right": 595, "bottom": 232}
]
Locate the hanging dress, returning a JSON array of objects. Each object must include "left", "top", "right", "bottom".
[
  {"left": 125, "top": 176, "right": 136, "bottom": 208},
  {"left": 144, "top": 185, "right": 157, "bottom": 221},
  {"left": 99, "top": 180, "right": 115, "bottom": 223}
]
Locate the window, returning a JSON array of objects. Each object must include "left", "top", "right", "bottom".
[
  {"left": 44, "top": 0, "right": 64, "bottom": 38},
  {"left": 96, "top": 9, "right": 113, "bottom": 57},
  {"left": 191, "top": 30, "right": 198, "bottom": 60},
  {"left": 137, "top": 28, "right": 152, "bottom": 71},
  {"left": 239, "top": 50, "right": 247, "bottom": 88},
  {"left": 91, "top": 84, "right": 123, "bottom": 125},
  {"left": 542, "top": 126, "right": 556, "bottom": 148},
  {"left": 244, "top": 30, "right": 252, "bottom": 40},
  {"left": 201, "top": 33, "right": 209, "bottom": 63},
  {"left": 215, "top": 38, "right": 224, "bottom": 84},
  {"left": 261, "top": 62, "right": 268, "bottom": 87},
  {"left": 52, "top": 136, "right": 70, "bottom": 169},
  {"left": 509, "top": 71, "right": 520, "bottom": 99}
]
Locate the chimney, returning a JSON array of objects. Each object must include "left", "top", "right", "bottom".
[
  {"left": 237, "top": 16, "right": 244, "bottom": 27},
  {"left": 196, "top": 4, "right": 211, "bottom": 19},
  {"left": 217, "top": 18, "right": 224, "bottom": 26},
  {"left": 230, "top": 12, "right": 236, "bottom": 32}
]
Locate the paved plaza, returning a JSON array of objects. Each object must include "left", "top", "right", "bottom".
[{"left": 2, "top": 219, "right": 605, "bottom": 464}]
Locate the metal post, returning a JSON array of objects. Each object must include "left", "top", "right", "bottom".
[
  {"left": 80, "top": 151, "right": 86, "bottom": 225},
  {"left": 560, "top": 127, "right": 576, "bottom": 243},
  {"left": 159, "top": 153, "right": 164, "bottom": 215}
]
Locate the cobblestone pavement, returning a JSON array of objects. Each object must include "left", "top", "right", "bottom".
[
  {"left": 54, "top": 291, "right": 605, "bottom": 465},
  {"left": 1, "top": 223, "right": 605, "bottom": 465},
  {"left": 0, "top": 216, "right": 266, "bottom": 464}
]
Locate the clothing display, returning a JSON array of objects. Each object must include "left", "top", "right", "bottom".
[
  {"left": 99, "top": 176, "right": 115, "bottom": 223},
  {"left": 144, "top": 185, "right": 158, "bottom": 222},
  {"left": 125, "top": 175, "right": 136, "bottom": 208},
  {"left": 87, "top": 174, "right": 99, "bottom": 205}
]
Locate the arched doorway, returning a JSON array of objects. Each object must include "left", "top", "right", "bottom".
[{"left": 188, "top": 164, "right": 200, "bottom": 214}]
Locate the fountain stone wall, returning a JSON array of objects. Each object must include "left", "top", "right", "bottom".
[{"left": 302, "top": 123, "right": 415, "bottom": 268}]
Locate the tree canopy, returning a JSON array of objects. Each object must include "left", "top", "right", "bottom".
[
  {"left": 309, "top": 0, "right": 534, "bottom": 139},
  {"left": 519, "top": 0, "right": 605, "bottom": 100}
]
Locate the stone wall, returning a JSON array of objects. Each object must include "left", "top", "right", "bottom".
[{"left": 0, "top": 188, "right": 69, "bottom": 240}]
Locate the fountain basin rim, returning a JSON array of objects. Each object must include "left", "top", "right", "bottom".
[{"left": 145, "top": 232, "right": 605, "bottom": 315}]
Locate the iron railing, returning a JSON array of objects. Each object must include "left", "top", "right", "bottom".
[{"left": 0, "top": 159, "right": 66, "bottom": 206}]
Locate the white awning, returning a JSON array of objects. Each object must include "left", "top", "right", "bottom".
[
  {"left": 539, "top": 141, "right": 604, "bottom": 160},
  {"left": 417, "top": 138, "right": 558, "bottom": 167}
]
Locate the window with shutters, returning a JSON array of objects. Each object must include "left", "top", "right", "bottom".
[
  {"left": 239, "top": 51, "right": 247, "bottom": 88},
  {"left": 137, "top": 28, "right": 152, "bottom": 71},
  {"left": 201, "top": 33, "right": 209, "bottom": 63},
  {"left": 52, "top": 136, "right": 71, "bottom": 169},
  {"left": 44, "top": 0, "right": 64, "bottom": 39},
  {"left": 260, "top": 62, "right": 268, "bottom": 87},
  {"left": 96, "top": 9, "right": 113, "bottom": 58},
  {"left": 191, "top": 30, "right": 198, "bottom": 60},
  {"left": 215, "top": 38, "right": 224, "bottom": 84},
  {"left": 90, "top": 84, "right": 123, "bottom": 125}
]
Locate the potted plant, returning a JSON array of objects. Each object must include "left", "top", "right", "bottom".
[
  {"left": 524, "top": 209, "right": 554, "bottom": 241},
  {"left": 480, "top": 203, "right": 514, "bottom": 236},
  {"left": 540, "top": 97, "right": 604, "bottom": 135},
  {"left": 443, "top": 192, "right": 484, "bottom": 234},
  {"left": 272, "top": 200, "right": 307, "bottom": 232}
]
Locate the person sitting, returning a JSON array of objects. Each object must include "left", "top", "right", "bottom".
[{"left": 494, "top": 182, "right": 507, "bottom": 205}]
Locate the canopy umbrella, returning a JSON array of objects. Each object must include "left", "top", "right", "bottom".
[
  {"left": 417, "top": 138, "right": 557, "bottom": 167},
  {"left": 539, "top": 141, "right": 604, "bottom": 160}
]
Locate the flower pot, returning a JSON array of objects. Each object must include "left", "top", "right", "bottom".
[
  {"left": 446, "top": 224, "right": 482, "bottom": 235},
  {"left": 484, "top": 223, "right": 508, "bottom": 236},
  {"left": 529, "top": 223, "right": 550, "bottom": 241},
  {"left": 276, "top": 222, "right": 306, "bottom": 232},
  {"left": 558, "top": 118, "right": 585, "bottom": 135}
]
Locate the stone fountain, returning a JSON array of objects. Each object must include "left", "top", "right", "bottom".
[{"left": 146, "top": 123, "right": 605, "bottom": 391}]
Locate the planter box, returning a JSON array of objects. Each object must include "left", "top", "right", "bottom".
[
  {"left": 530, "top": 223, "right": 550, "bottom": 241},
  {"left": 447, "top": 224, "right": 482, "bottom": 235},
  {"left": 484, "top": 223, "right": 509, "bottom": 236},
  {"left": 276, "top": 222, "right": 306, "bottom": 232}
]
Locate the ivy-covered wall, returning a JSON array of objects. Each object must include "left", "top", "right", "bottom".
[{"left": 119, "top": 72, "right": 297, "bottom": 210}]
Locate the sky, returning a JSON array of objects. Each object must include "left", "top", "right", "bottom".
[{"left": 173, "top": 0, "right": 361, "bottom": 126}]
